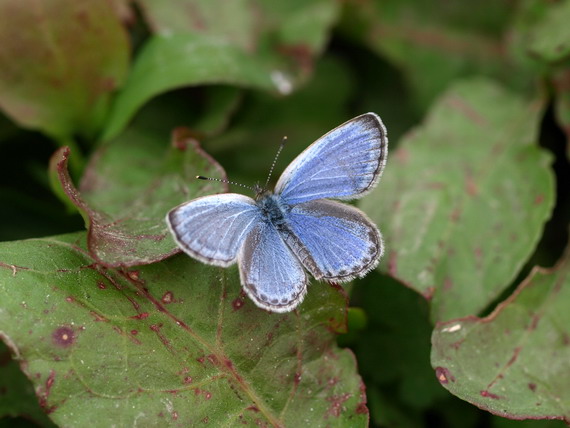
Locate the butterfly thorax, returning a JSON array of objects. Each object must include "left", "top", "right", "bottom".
[{"left": 256, "top": 192, "right": 289, "bottom": 230}]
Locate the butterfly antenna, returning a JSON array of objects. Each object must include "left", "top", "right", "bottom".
[
  {"left": 264, "top": 136, "right": 287, "bottom": 190},
  {"left": 196, "top": 176, "right": 256, "bottom": 192}
]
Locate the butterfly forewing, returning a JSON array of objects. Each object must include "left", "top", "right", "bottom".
[
  {"left": 275, "top": 113, "right": 388, "bottom": 205},
  {"left": 167, "top": 194, "right": 261, "bottom": 267},
  {"left": 282, "top": 199, "right": 383, "bottom": 282}
]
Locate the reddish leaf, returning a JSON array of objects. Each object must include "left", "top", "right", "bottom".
[{"left": 0, "top": 0, "right": 129, "bottom": 140}]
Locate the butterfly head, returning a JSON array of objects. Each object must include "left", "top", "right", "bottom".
[{"left": 253, "top": 182, "right": 269, "bottom": 201}]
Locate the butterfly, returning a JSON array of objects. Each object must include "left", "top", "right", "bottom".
[{"left": 166, "top": 113, "right": 388, "bottom": 313}]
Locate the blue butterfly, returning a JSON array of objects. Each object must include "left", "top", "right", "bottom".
[{"left": 166, "top": 113, "right": 388, "bottom": 312}]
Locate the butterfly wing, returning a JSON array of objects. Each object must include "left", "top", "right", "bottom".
[
  {"left": 239, "top": 221, "right": 307, "bottom": 312},
  {"left": 275, "top": 112, "right": 388, "bottom": 205},
  {"left": 282, "top": 199, "right": 383, "bottom": 282},
  {"left": 166, "top": 193, "right": 261, "bottom": 267}
]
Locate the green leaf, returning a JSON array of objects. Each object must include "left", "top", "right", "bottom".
[
  {"left": 0, "top": 233, "right": 367, "bottom": 426},
  {"left": 137, "top": 0, "right": 257, "bottom": 50},
  {"left": 527, "top": 0, "right": 570, "bottom": 63},
  {"left": 352, "top": 275, "right": 448, "bottom": 411},
  {"left": 50, "top": 128, "right": 227, "bottom": 267},
  {"left": 553, "top": 69, "right": 570, "bottom": 153},
  {"left": 0, "top": 0, "right": 129, "bottom": 140},
  {"left": 360, "top": 78, "right": 555, "bottom": 322},
  {"left": 101, "top": 34, "right": 277, "bottom": 141},
  {"left": 0, "top": 342, "right": 56, "bottom": 427},
  {"left": 205, "top": 56, "right": 356, "bottom": 186},
  {"left": 339, "top": 0, "right": 535, "bottom": 111},
  {"left": 138, "top": 0, "right": 338, "bottom": 54},
  {"left": 431, "top": 246, "right": 570, "bottom": 423}
]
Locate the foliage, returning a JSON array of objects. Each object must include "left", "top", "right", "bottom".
[{"left": 0, "top": 0, "right": 569, "bottom": 427}]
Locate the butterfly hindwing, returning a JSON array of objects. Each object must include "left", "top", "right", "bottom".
[
  {"left": 282, "top": 199, "right": 383, "bottom": 282},
  {"left": 239, "top": 221, "right": 307, "bottom": 313},
  {"left": 167, "top": 194, "right": 261, "bottom": 267},
  {"left": 275, "top": 113, "right": 388, "bottom": 205}
]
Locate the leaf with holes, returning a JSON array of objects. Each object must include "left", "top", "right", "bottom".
[
  {"left": 360, "top": 78, "right": 555, "bottom": 322},
  {"left": 0, "top": 0, "right": 129, "bottom": 140},
  {"left": 431, "top": 246, "right": 570, "bottom": 424},
  {"left": 0, "top": 232, "right": 368, "bottom": 426},
  {"left": 51, "top": 127, "right": 226, "bottom": 267}
]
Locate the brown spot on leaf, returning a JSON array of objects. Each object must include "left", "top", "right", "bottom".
[
  {"left": 127, "top": 270, "right": 140, "bottom": 280},
  {"left": 474, "top": 247, "right": 483, "bottom": 268},
  {"left": 435, "top": 367, "right": 455, "bottom": 384},
  {"left": 232, "top": 296, "right": 245, "bottom": 311},
  {"left": 534, "top": 194, "right": 544, "bottom": 204},
  {"left": 466, "top": 175, "right": 478, "bottom": 196},
  {"left": 423, "top": 286, "right": 435, "bottom": 300},
  {"left": 395, "top": 148, "right": 409, "bottom": 164},
  {"left": 52, "top": 326, "right": 75, "bottom": 348},
  {"left": 277, "top": 43, "right": 313, "bottom": 74},
  {"left": 451, "top": 338, "right": 465, "bottom": 350},
  {"left": 38, "top": 370, "right": 57, "bottom": 413},
  {"left": 0, "top": 262, "right": 27, "bottom": 276},
  {"left": 97, "top": 281, "right": 106, "bottom": 289},
  {"left": 480, "top": 390, "right": 501, "bottom": 399},
  {"left": 388, "top": 251, "right": 398, "bottom": 276},
  {"left": 193, "top": 388, "right": 212, "bottom": 400},
  {"left": 530, "top": 315, "right": 540, "bottom": 330},
  {"left": 172, "top": 127, "right": 201, "bottom": 151},
  {"left": 326, "top": 393, "right": 351, "bottom": 418},
  {"left": 90, "top": 311, "right": 108, "bottom": 322},
  {"left": 294, "top": 372, "right": 302, "bottom": 386},
  {"left": 162, "top": 291, "right": 174, "bottom": 304},
  {"left": 448, "top": 95, "right": 487, "bottom": 126},
  {"left": 450, "top": 207, "right": 461, "bottom": 222},
  {"left": 529, "top": 383, "right": 537, "bottom": 392},
  {"left": 506, "top": 347, "right": 521, "bottom": 368},
  {"left": 130, "top": 312, "right": 149, "bottom": 320}
]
